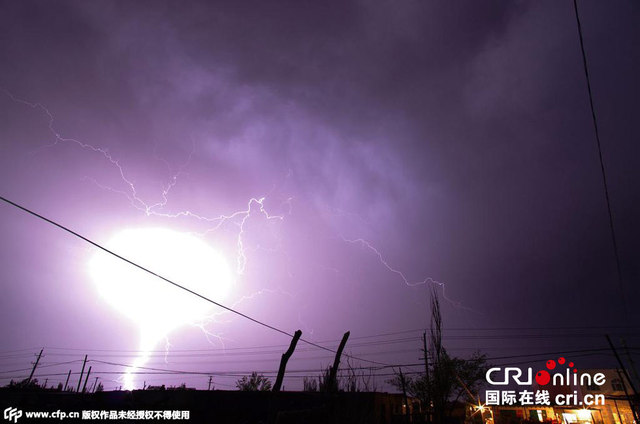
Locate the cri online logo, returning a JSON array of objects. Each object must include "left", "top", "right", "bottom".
[
  {"left": 536, "top": 357, "right": 574, "bottom": 385},
  {"left": 487, "top": 357, "right": 606, "bottom": 387}
]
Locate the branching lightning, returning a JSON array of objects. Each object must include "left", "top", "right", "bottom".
[
  {"left": 2, "top": 89, "right": 469, "bottom": 389},
  {"left": 342, "top": 236, "right": 473, "bottom": 311},
  {"left": 2, "top": 89, "right": 285, "bottom": 277}
]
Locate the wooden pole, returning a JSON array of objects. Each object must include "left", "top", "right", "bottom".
[
  {"left": 622, "top": 339, "right": 640, "bottom": 388},
  {"left": 422, "top": 332, "right": 429, "bottom": 378},
  {"left": 273, "top": 330, "right": 302, "bottom": 392},
  {"left": 615, "top": 367, "right": 639, "bottom": 424},
  {"left": 607, "top": 335, "right": 640, "bottom": 423},
  {"left": 607, "top": 335, "right": 639, "bottom": 394},
  {"left": 91, "top": 377, "right": 99, "bottom": 393},
  {"left": 327, "top": 331, "right": 350, "bottom": 391},
  {"left": 63, "top": 370, "right": 71, "bottom": 391},
  {"left": 82, "top": 366, "right": 92, "bottom": 393},
  {"left": 423, "top": 332, "right": 431, "bottom": 424},
  {"left": 399, "top": 368, "right": 409, "bottom": 423},
  {"left": 76, "top": 355, "right": 88, "bottom": 392},
  {"left": 27, "top": 349, "right": 43, "bottom": 384}
]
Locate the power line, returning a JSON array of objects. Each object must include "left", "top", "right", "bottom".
[
  {"left": 1, "top": 349, "right": 622, "bottom": 383},
  {"left": 444, "top": 326, "right": 640, "bottom": 331},
  {"left": 4, "top": 343, "right": 634, "bottom": 383},
  {"left": 1, "top": 347, "right": 634, "bottom": 386},
  {"left": 572, "top": 0, "right": 627, "bottom": 317},
  {"left": 0, "top": 360, "right": 84, "bottom": 375},
  {"left": 20, "top": 346, "right": 635, "bottom": 370},
  {"left": 0, "top": 195, "right": 386, "bottom": 367},
  {"left": 5, "top": 325, "right": 639, "bottom": 357},
  {"left": 37, "top": 339, "right": 420, "bottom": 359},
  {"left": 18, "top": 347, "right": 628, "bottom": 377},
  {"left": 4, "top": 330, "right": 637, "bottom": 364},
  {"left": 31, "top": 326, "right": 640, "bottom": 355},
  {"left": 0, "top": 348, "right": 42, "bottom": 354}
]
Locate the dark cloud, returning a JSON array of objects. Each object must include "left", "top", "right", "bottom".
[{"left": 0, "top": 0, "right": 638, "bottom": 390}]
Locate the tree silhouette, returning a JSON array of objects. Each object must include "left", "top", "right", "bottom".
[
  {"left": 235, "top": 372, "right": 272, "bottom": 391},
  {"left": 388, "top": 287, "right": 490, "bottom": 422},
  {"left": 303, "top": 376, "right": 318, "bottom": 392}
]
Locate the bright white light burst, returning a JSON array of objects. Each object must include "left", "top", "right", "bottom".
[{"left": 89, "top": 228, "right": 233, "bottom": 388}]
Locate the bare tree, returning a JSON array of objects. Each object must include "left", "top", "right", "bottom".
[
  {"left": 318, "top": 366, "right": 337, "bottom": 392},
  {"left": 342, "top": 356, "right": 376, "bottom": 392},
  {"left": 303, "top": 376, "right": 318, "bottom": 392},
  {"left": 388, "top": 287, "right": 490, "bottom": 422}
]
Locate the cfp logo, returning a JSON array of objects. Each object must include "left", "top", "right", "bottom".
[{"left": 3, "top": 407, "right": 22, "bottom": 423}]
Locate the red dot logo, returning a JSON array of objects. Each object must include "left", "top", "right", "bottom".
[
  {"left": 558, "top": 357, "right": 565, "bottom": 365},
  {"left": 546, "top": 360, "right": 556, "bottom": 370},
  {"left": 535, "top": 370, "right": 551, "bottom": 386}
]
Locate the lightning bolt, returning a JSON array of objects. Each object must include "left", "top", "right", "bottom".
[
  {"left": 3, "top": 89, "right": 457, "bottom": 301},
  {"left": 2, "top": 90, "right": 296, "bottom": 386},
  {"left": 341, "top": 236, "right": 474, "bottom": 311},
  {"left": 1, "top": 89, "right": 288, "bottom": 277},
  {"left": 2, "top": 90, "right": 470, "bottom": 389}
]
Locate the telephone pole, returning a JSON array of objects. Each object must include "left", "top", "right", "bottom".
[
  {"left": 76, "top": 355, "right": 88, "bottom": 392},
  {"left": 422, "top": 332, "right": 430, "bottom": 378},
  {"left": 621, "top": 339, "right": 640, "bottom": 388},
  {"left": 606, "top": 335, "right": 639, "bottom": 423},
  {"left": 82, "top": 366, "right": 92, "bottom": 393},
  {"left": 399, "top": 368, "right": 409, "bottom": 423},
  {"left": 26, "top": 348, "right": 43, "bottom": 384},
  {"left": 63, "top": 370, "right": 71, "bottom": 391},
  {"left": 91, "top": 377, "right": 99, "bottom": 393},
  {"left": 423, "top": 331, "right": 431, "bottom": 424}
]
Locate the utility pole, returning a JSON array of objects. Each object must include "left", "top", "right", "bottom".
[
  {"left": 82, "top": 366, "right": 92, "bottom": 393},
  {"left": 208, "top": 376, "right": 213, "bottom": 391},
  {"left": 606, "top": 335, "right": 640, "bottom": 423},
  {"left": 63, "top": 370, "right": 71, "bottom": 391},
  {"left": 423, "top": 332, "right": 431, "bottom": 424},
  {"left": 399, "top": 368, "right": 409, "bottom": 423},
  {"left": 26, "top": 348, "right": 43, "bottom": 384},
  {"left": 327, "top": 331, "right": 350, "bottom": 391},
  {"left": 614, "top": 368, "right": 639, "bottom": 424},
  {"left": 606, "top": 336, "right": 639, "bottom": 395},
  {"left": 273, "top": 330, "right": 302, "bottom": 392},
  {"left": 91, "top": 377, "right": 99, "bottom": 393},
  {"left": 76, "top": 355, "right": 88, "bottom": 392},
  {"left": 621, "top": 339, "right": 640, "bottom": 388},
  {"left": 422, "top": 332, "right": 429, "bottom": 377}
]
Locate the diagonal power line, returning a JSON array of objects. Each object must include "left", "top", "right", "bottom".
[
  {"left": 572, "top": 0, "right": 628, "bottom": 318},
  {"left": 0, "top": 195, "right": 387, "bottom": 366}
]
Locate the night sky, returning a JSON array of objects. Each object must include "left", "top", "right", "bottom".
[{"left": 1, "top": 1, "right": 638, "bottom": 391}]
